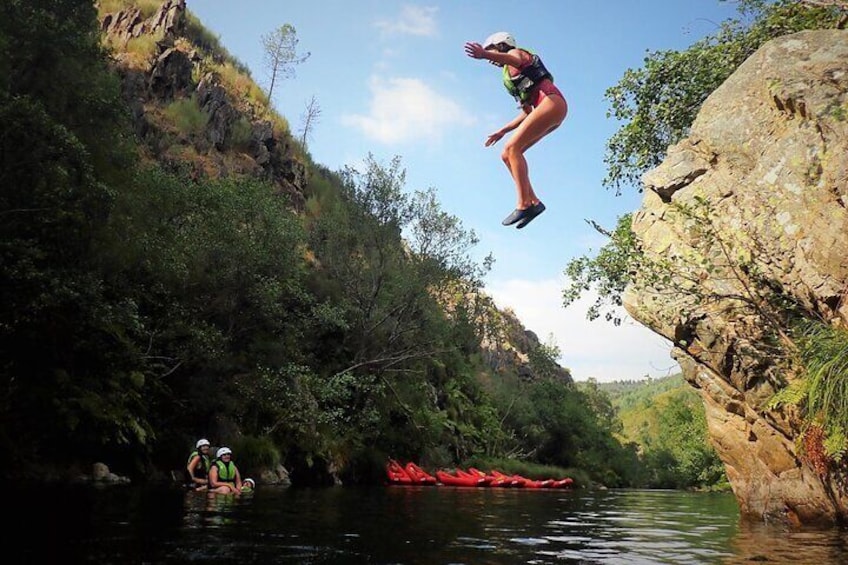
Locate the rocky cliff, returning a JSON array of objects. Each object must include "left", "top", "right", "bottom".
[
  {"left": 99, "top": 0, "right": 307, "bottom": 206},
  {"left": 625, "top": 30, "right": 848, "bottom": 525}
]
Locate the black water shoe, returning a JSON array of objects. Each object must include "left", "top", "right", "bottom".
[
  {"left": 516, "top": 201, "right": 545, "bottom": 229},
  {"left": 502, "top": 208, "right": 528, "bottom": 226}
]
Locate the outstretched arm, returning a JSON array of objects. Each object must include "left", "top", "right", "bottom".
[
  {"left": 486, "top": 108, "right": 530, "bottom": 146},
  {"left": 464, "top": 43, "right": 524, "bottom": 68}
]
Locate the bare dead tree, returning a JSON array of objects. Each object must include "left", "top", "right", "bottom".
[
  {"left": 298, "top": 95, "right": 321, "bottom": 150},
  {"left": 261, "top": 24, "right": 311, "bottom": 102}
]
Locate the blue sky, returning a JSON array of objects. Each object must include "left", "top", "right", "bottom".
[{"left": 187, "top": 0, "right": 741, "bottom": 382}]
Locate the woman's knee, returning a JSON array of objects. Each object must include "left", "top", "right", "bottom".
[{"left": 501, "top": 143, "right": 521, "bottom": 163}]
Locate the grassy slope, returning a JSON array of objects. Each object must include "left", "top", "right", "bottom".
[{"left": 598, "top": 374, "right": 700, "bottom": 444}]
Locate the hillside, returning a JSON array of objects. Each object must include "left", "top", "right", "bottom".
[
  {"left": 4, "top": 0, "right": 620, "bottom": 486},
  {"left": 588, "top": 376, "right": 727, "bottom": 489},
  {"left": 98, "top": 0, "right": 308, "bottom": 203},
  {"left": 598, "top": 375, "right": 684, "bottom": 408},
  {"left": 94, "top": 0, "right": 570, "bottom": 385},
  {"left": 600, "top": 375, "right": 696, "bottom": 442}
]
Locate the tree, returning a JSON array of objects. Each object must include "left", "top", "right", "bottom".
[
  {"left": 261, "top": 24, "right": 310, "bottom": 102},
  {"left": 0, "top": 0, "right": 147, "bottom": 469},
  {"left": 298, "top": 94, "right": 321, "bottom": 150},
  {"left": 603, "top": 0, "right": 842, "bottom": 194},
  {"left": 798, "top": 0, "right": 848, "bottom": 26},
  {"left": 566, "top": 0, "right": 843, "bottom": 316},
  {"left": 562, "top": 215, "right": 638, "bottom": 325}
]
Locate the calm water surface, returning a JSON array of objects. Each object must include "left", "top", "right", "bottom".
[{"left": 11, "top": 484, "right": 848, "bottom": 564}]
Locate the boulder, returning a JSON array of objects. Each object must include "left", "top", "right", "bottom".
[{"left": 149, "top": 47, "right": 194, "bottom": 100}]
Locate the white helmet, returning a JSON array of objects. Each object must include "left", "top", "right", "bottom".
[
  {"left": 483, "top": 32, "right": 516, "bottom": 50},
  {"left": 196, "top": 438, "right": 210, "bottom": 448},
  {"left": 244, "top": 478, "right": 255, "bottom": 487},
  {"left": 216, "top": 447, "right": 232, "bottom": 458}
]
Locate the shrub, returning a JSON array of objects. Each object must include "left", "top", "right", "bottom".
[
  {"left": 233, "top": 435, "right": 282, "bottom": 474},
  {"left": 164, "top": 96, "right": 208, "bottom": 137},
  {"left": 227, "top": 116, "right": 253, "bottom": 150}
]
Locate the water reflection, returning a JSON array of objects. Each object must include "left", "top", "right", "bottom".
[
  {"left": 182, "top": 489, "right": 243, "bottom": 528},
  {"left": 726, "top": 521, "right": 848, "bottom": 564},
  {"left": 10, "top": 483, "right": 848, "bottom": 564}
]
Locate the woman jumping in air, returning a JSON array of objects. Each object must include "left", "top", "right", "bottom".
[{"left": 464, "top": 32, "right": 567, "bottom": 229}]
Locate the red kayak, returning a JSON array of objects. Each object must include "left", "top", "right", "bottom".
[
  {"left": 386, "top": 459, "right": 413, "bottom": 484},
  {"left": 512, "top": 475, "right": 555, "bottom": 488},
  {"left": 469, "top": 467, "right": 513, "bottom": 487},
  {"left": 404, "top": 462, "right": 437, "bottom": 485},
  {"left": 436, "top": 469, "right": 487, "bottom": 487},
  {"left": 490, "top": 469, "right": 526, "bottom": 487},
  {"left": 466, "top": 467, "right": 496, "bottom": 485},
  {"left": 456, "top": 468, "right": 491, "bottom": 486}
]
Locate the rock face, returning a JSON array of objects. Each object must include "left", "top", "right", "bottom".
[
  {"left": 479, "top": 305, "right": 572, "bottom": 382},
  {"left": 625, "top": 30, "right": 848, "bottom": 525},
  {"left": 99, "top": 0, "right": 307, "bottom": 206}
]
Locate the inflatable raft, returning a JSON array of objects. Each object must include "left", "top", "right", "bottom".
[{"left": 387, "top": 460, "right": 573, "bottom": 489}]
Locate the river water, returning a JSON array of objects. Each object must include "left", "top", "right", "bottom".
[{"left": 12, "top": 484, "right": 848, "bottom": 564}]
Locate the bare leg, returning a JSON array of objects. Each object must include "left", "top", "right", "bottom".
[{"left": 501, "top": 94, "right": 567, "bottom": 209}]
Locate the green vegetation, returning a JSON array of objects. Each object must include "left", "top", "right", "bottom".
[
  {"left": 563, "top": 214, "right": 637, "bottom": 325},
  {"left": 567, "top": 0, "right": 844, "bottom": 319},
  {"left": 769, "top": 320, "right": 848, "bottom": 464},
  {"left": 99, "top": 0, "right": 162, "bottom": 18},
  {"left": 164, "top": 96, "right": 208, "bottom": 136},
  {"left": 0, "top": 0, "right": 743, "bottom": 492},
  {"left": 261, "top": 24, "right": 310, "bottom": 102},
  {"left": 593, "top": 376, "right": 729, "bottom": 490},
  {"left": 603, "top": 0, "right": 843, "bottom": 194}
]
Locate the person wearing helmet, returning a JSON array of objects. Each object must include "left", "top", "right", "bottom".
[
  {"left": 241, "top": 477, "right": 256, "bottom": 493},
  {"left": 464, "top": 32, "right": 568, "bottom": 229},
  {"left": 185, "top": 438, "right": 212, "bottom": 491},
  {"left": 208, "top": 446, "right": 244, "bottom": 494}
]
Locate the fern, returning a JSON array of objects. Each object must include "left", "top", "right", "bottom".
[
  {"left": 767, "top": 377, "right": 809, "bottom": 410},
  {"left": 792, "top": 319, "right": 848, "bottom": 460},
  {"left": 823, "top": 426, "right": 847, "bottom": 460},
  {"left": 798, "top": 321, "right": 848, "bottom": 419}
]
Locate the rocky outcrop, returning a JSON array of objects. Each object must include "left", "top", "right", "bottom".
[
  {"left": 625, "top": 30, "right": 848, "bottom": 525},
  {"left": 101, "top": 0, "right": 185, "bottom": 42},
  {"left": 479, "top": 304, "right": 572, "bottom": 383},
  {"left": 99, "top": 0, "right": 307, "bottom": 207},
  {"left": 149, "top": 47, "right": 195, "bottom": 100}
]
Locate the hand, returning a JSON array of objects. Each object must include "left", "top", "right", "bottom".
[
  {"left": 485, "top": 130, "right": 505, "bottom": 147},
  {"left": 464, "top": 42, "right": 486, "bottom": 60}
]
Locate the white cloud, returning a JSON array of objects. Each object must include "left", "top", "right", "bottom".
[
  {"left": 342, "top": 76, "right": 475, "bottom": 145},
  {"left": 375, "top": 5, "right": 439, "bottom": 37},
  {"left": 486, "top": 277, "right": 679, "bottom": 383}
]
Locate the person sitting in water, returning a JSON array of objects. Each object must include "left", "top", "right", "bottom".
[
  {"left": 464, "top": 31, "right": 568, "bottom": 229},
  {"left": 185, "top": 438, "right": 212, "bottom": 491},
  {"left": 241, "top": 477, "right": 256, "bottom": 493},
  {"left": 208, "top": 446, "right": 243, "bottom": 494}
]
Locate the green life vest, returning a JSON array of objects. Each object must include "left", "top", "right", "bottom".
[
  {"left": 214, "top": 459, "right": 237, "bottom": 483},
  {"left": 187, "top": 450, "right": 211, "bottom": 478},
  {"left": 501, "top": 48, "right": 553, "bottom": 104}
]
